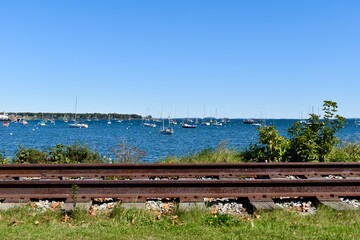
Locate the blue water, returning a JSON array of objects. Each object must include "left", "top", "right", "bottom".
[{"left": 1, "top": 119, "right": 360, "bottom": 162}]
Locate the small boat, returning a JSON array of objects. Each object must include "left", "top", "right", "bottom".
[
  {"left": 201, "top": 118, "right": 211, "bottom": 126},
  {"left": 212, "top": 109, "right": 222, "bottom": 126},
  {"left": 63, "top": 115, "right": 69, "bottom": 123},
  {"left": 143, "top": 121, "right": 156, "bottom": 128},
  {"left": 212, "top": 116, "right": 223, "bottom": 126},
  {"left": 170, "top": 119, "right": 178, "bottom": 125},
  {"left": 355, "top": 119, "right": 360, "bottom": 127},
  {"left": 160, "top": 127, "right": 174, "bottom": 134},
  {"left": 182, "top": 123, "right": 197, "bottom": 128},
  {"left": 212, "top": 121, "right": 223, "bottom": 126},
  {"left": 160, "top": 117, "right": 174, "bottom": 134},
  {"left": 181, "top": 117, "right": 197, "bottom": 128},
  {"left": 38, "top": 120, "right": 46, "bottom": 126},
  {"left": 3, "top": 121, "right": 9, "bottom": 127},
  {"left": 69, "top": 97, "right": 88, "bottom": 129},
  {"left": 243, "top": 119, "right": 255, "bottom": 124},
  {"left": 142, "top": 116, "right": 156, "bottom": 127},
  {"left": 201, "top": 105, "right": 210, "bottom": 126},
  {"left": 0, "top": 113, "right": 9, "bottom": 121},
  {"left": 69, "top": 122, "right": 88, "bottom": 128},
  {"left": 107, "top": 114, "right": 112, "bottom": 125}
]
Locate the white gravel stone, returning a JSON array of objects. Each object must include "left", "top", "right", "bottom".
[
  {"left": 274, "top": 198, "right": 317, "bottom": 215},
  {"left": 205, "top": 198, "right": 250, "bottom": 216},
  {"left": 145, "top": 199, "right": 177, "bottom": 213},
  {"left": 323, "top": 175, "right": 345, "bottom": 179},
  {"left": 340, "top": 197, "right": 360, "bottom": 208}
]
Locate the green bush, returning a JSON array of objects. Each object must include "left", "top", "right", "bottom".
[
  {"left": 325, "top": 142, "right": 360, "bottom": 162},
  {"left": 13, "top": 145, "right": 47, "bottom": 164},
  {"left": 12, "top": 143, "right": 104, "bottom": 164},
  {"left": 65, "top": 143, "right": 104, "bottom": 163},
  {"left": 258, "top": 126, "right": 289, "bottom": 162},
  {"left": 287, "top": 101, "right": 346, "bottom": 162},
  {"left": 242, "top": 100, "right": 346, "bottom": 163},
  {"left": 46, "top": 144, "right": 71, "bottom": 163},
  {"left": 0, "top": 149, "right": 11, "bottom": 164}
]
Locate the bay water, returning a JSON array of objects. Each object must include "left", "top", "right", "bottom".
[{"left": 1, "top": 119, "right": 360, "bottom": 162}]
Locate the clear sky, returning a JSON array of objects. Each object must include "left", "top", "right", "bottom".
[{"left": 0, "top": 0, "right": 359, "bottom": 118}]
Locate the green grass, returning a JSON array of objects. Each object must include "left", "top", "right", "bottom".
[
  {"left": 161, "top": 142, "right": 360, "bottom": 164},
  {"left": 325, "top": 142, "right": 360, "bottom": 162},
  {"left": 0, "top": 205, "right": 359, "bottom": 239},
  {"left": 162, "top": 142, "right": 243, "bottom": 163}
]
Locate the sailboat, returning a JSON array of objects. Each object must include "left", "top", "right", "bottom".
[
  {"left": 142, "top": 107, "right": 156, "bottom": 127},
  {"left": 355, "top": 119, "right": 360, "bottom": 127},
  {"left": 201, "top": 105, "right": 211, "bottom": 126},
  {"left": 69, "top": 97, "right": 88, "bottom": 128},
  {"left": 212, "top": 109, "right": 222, "bottom": 126},
  {"left": 181, "top": 107, "right": 197, "bottom": 128},
  {"left": 38, "top": 113, "right": 46, "bottom": 126},
  {"left": 160, "top": 116, "right": 174, "bottom": 134},
  {"left": 107, "top": 114, "right": 112, "bottom": 125},
  {"left": 0, "top": 112, "right": 9, "bottom": 121}
]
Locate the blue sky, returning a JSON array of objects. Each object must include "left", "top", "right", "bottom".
[{"left": 0, "top": 0, "right": 359, "bottom": 118}]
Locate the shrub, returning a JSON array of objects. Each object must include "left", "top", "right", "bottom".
[
  {"left": 325, "top": 142, "right": 360, "bottom": 162},
  {"left": 13, "top": 145, "right": 47, "bottom": 164},
  {"left": 242, "top": 100, "right": 346, "bottom": 163},
  {"left": 65, "top": 143, "right": 104, "bottom": 163},
  {"left": 287, "top": 101, "right": 346, "bottom": 162},
  {"left": 0, "top": 149, "right": 11, "bottom": 164},
  {"left": 12, "top": 143, "right": 104, "bottom": 164},
  {"left": 258, "top": 126, "right": 289, "bottom": 162},
  {"left": 46, "top": 144, "right": 71, "bottom": 163},
  {"left": 113, "top": 139, "right": 146, "bottom": 163}
]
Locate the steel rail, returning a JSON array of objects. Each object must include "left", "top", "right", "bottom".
[
  {"left": 1, "top": 179, "right": 360, "bottom": 203},
  {"left": 1, "top": 163, "right": 360, "bottom": 179}
]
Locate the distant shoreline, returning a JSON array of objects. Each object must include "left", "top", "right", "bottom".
[{"left": 3, "top": 112, "right": 142, "bottom": 121}]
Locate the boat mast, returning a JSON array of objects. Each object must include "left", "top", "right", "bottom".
[{"left": 74, "top": 96, "right": 77, "bottom": 123}]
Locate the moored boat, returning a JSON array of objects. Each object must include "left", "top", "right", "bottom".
[
  {"left": 69, "top": 122, "right": 88, "bottom": 128},
  {"left": 160, "top": 117, "right": 174, "bottom": 134},
  {"left": 69, "top": 97, "right": 88, "bottom": 129}
]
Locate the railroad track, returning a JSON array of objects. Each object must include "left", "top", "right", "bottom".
[{"left": 0, "top": 163, "right": 360, "bottom": 210}]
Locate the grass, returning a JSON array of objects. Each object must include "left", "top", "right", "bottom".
[
  {"left": 0, "top": 205, "right": 360, "bottom": 239},
  {"left": 162, "top": 142, "right": 243, "bottom": 163},
  {"left": 325, "top": 142, "right": 360, "bottom": 162},
  {"left": 161, "top": 141, "right": 360, "bottom": 164}
]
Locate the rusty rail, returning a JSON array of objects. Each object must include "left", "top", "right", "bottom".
[
  {"left": 1, "top": 162, "right": 360, "bottom": 179},
  {"left": 0, "top": 179, "right": 360, "bottom": 203},
  {"left": 1, "top": 163, "right": 360, "bottom": 203}
]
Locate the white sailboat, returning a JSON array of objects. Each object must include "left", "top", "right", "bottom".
[
  {"left": 38, "top": 113, "right": 46, "bottom": 126},
  {"left": 0, "top": 112, "right": 9, "bottom": 121},
  {"left": 201, "top": 104, "right": 211, "bottom": 126},
  {"left": 69, "top": 97, "right": 88, "bottom": 128},
  {"left": 142, "top": 108, "right": 156, "bottom": 127},
  {"left": 181, "top": 107, "right": 197, "bottom": 128},
  {"left": 107, "top": 114, "right": 112, "bottom": 125},
  {"left": 212, "top": 109, "right": 222, "bottom": 126},
  {"left": 160, "top": 116, "right": 174, "bottom": 134}
]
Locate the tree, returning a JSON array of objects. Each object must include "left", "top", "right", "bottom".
[
  {"left": 287, "top": 100, "right": 346, "bottom": 162},
  {"left": 243, "top": 100, "right": 346, "bottom": 162}
]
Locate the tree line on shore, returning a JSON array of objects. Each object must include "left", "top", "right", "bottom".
[{"left": 5, "top": 112, "right": 142, "bottom": 121}]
